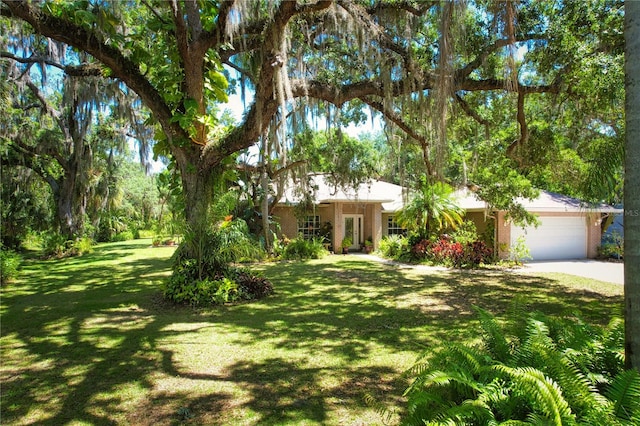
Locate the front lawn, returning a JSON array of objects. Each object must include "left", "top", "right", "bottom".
[{"left": 0, "top": 239, "right": 623, "bottom": 425}]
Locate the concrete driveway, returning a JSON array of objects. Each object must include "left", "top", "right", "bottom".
[{"left": 516, "top": 260, "right": 624, "bottom": 284}]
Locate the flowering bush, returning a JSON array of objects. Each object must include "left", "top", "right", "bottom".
[
  {"left": 411, "top": 236, "right": 493, "bottom": 267},
  {"left": 410, "top": 238, "right": 431, "bottom": 259},
  {"left": 463, "top": 240, "right": 493, "bottom": 265},
  {"left": 430, "top": 238, "right": 465, "bottom": 266}
]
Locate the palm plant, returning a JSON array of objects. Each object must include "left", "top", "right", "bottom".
[
  {"left": 401, "top": 307, "right": 640, "bottom": 425},
  {"left": 397, "top": 177, "right": 464, "bottom": 238}
]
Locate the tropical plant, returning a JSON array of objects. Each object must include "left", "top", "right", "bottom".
[
  {"left": 396, "top": 178, "right": 464, "bottom": 239},
  {"left": 341, "top": 236, "right": 353, "bottom": 249},
  {"left": 282, "top": 236, "right": 328, "bottom": 260},
  {"left": 378, "top": 235, "right": 409, "bottom": 260},
  {"left": 401, "top": 307, "right": 640, "bottom": 425}
]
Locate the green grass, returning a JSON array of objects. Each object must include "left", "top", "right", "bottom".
[{"left": 0, "top": 239, "right": 624, "bottom": 425}]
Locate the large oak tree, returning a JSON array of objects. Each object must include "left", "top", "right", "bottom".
[{"left": 1, "top": 0, "right": 570, "bottom": 229}]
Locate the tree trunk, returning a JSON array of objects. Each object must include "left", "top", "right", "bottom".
[
  {"left": 624, "top": 0, "right": 640, "bottom": 372},
  {"left": 175, "top": 147, "right": 217, "bottom": 234},
  {"left": 261, "top": 169, "right": 272, "bottom": 252},
  {"left": 56, "top": 165, "right": 86, "bottom": 240}
]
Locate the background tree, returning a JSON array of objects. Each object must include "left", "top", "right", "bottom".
[{"left": 0, "top": 29, "right": 153, "bottom": 243}]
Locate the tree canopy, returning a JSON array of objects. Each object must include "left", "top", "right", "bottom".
[{"left": 2, "top": 0, "right": 624, "bottom": 231}]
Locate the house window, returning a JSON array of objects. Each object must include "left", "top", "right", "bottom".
[
  {"left": 387, "top": 216, "right": 406, "bottom": 236},
  {"left": 298, "top": 215, "right": 320, "bottom": 239}
]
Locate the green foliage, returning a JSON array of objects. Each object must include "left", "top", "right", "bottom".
[
  {"left": 165, "top": 215, "right": 270, "bottom": 306},
  {"left": 39, "top": 232, "right": 94, "bottom": 258},
  {"left": 172, "top": 218, "right": 263, "bottom": 280},
  {"left": 0, "top": 247, "right": 22, "bottom": 285},
  {"left": 340, "top": 236, "right": 353, "bottom": 249},
  {"left": 282, "top": 236, "right": 328, "bottom": 260},
  {"left": 111, "top": 231, "right": 134, "bottom": 242},
  {"left": 510, "top": 235, "right": 533, "bottom": 264},
  {"left": 600, "top": 230, "right": 624, "bottom": 259},
  {"left": 450, "top": 220, "right": 480, "bottom": 245},
  {"left": 292, "top": 128, "right": 382, "bottom": 189},
  {"left": 72, "top": 237, "right": 94, "bottom": 256},
  {"left": 41, "top": 232, "right": 70, "bottom": 257},
  {"left": 0, "top": 167, "right": 53, "bottom": 249},
  {"left": 401, "top": 307, "right": 638, "bottom": 426},
  {"left": 381, "top": 229, "right": 493, "bottom": 268},
  {"left": 163, "top": 264, "right": 273, "bottom": 306},
  {"left": 396, "top": 178, "right": 464, "bottom": 238},
  {"left": 378, "top": 235, "right": 410, "bottom": 260},
  {"left": 473, "top": 159, "right": 541, "bottom": 227}
]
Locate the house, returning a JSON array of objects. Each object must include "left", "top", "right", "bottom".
[{"left": 271, "top": 174, "right": 621, "bottom": 260}]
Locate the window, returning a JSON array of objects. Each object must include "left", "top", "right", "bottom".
[
  {"left": 387, "top": 216, "right": 406, "bottom": 236},
  {"left": 298, "top": 215, "right": 320, "bottom": 239}
]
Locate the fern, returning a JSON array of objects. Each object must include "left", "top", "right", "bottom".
[
  {"left": 474, "top": 306, "right": 512, "bottom": 363},
  {"left": 495, "top": 365, "right": 575, "bottom": 425},
  {"left": 605, "top": 369, "right": 640, "bottom": 421},
  {"left": 398, "top": 307, "right": 633, "bottom": 426}
]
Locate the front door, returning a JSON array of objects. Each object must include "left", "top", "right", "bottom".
[{"left": 343, "top": 215, "right": 363, "bottom": 250}]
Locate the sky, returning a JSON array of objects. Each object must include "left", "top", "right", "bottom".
[{"left": 220, "top": 91, "right": 384, "bottom": 138}]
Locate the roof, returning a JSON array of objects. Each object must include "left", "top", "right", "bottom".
[
  {"left": 277, "top": 175, "right": 621, "bottom": 214},
  {"left": 278, "top": 174, "right": 405, "bottom": 209},
  {"left": 452, "top": 188, "right": 621, "bottom": 214}
]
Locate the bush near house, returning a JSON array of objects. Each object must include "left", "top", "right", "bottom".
[
  {"left": 281, "top": 235, "right": 329, "bottom": 260},
  {"left": 380, "top": 220, "right": 494, "bottom": 267}
]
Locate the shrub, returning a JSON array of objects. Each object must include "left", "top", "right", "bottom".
[
  {"left": 42, "top": 232, "right": 69, "bottom": 257},
  {"left": 458, "top": 240, "right": 494, "bottom": 267},
  {"left": 40, "top": 233, "right": 93, "bottom": 257},
  {"left": 232, "top": 268, "right": 274, "bottom": 300},
  {"left": 401, "top": 307, "right": 639, "bottom": 425},
  {"left": 510, "top": 235, "right": 532, "bottom": 264},
  {"left": 71, "top": 237, "right": 94, "bottom": 256},
  {"left": 599, "top": 231, "right": 623, "bottom": 259},
  {"left": 450, "top": 220, "right": 479, "bottom": 245},
  {"left": 1, "top": 248, "right": 21, "bottom": 285},
  {"left": 410, "top": 238, "right": 431, "bottom": 260},
  {"left": 378, "top": 235, "right": 408, "bottom": 259},
  {"left": 163, "top": 265, "right": 273, "bottom": 306},
  {"left": 112, "top": 231, "right": 134, "bottom": 242},
  {"left": 429, "top": 237, "right": 464, "bottom": 266},
  {"left": 165, "top": 218, "right": 271, "bottom": 306},
  {"left": 164, "top": 274, "right": 239, "bottom": 306},
  {"left": 282, "top": 236, "right": 328, "bottom": 260}
]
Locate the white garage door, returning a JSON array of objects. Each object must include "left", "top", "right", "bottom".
[{"left": 511, "top": 216, "right": 587, "bottom": 260}]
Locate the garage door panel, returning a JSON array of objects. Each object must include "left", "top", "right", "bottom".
[{"left": 511, "top": 217, "right": 586, "bottom": 261}]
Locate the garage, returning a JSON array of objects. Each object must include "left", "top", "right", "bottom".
[{"left": 511, "top": 216, "right": 587, "bottom": 260}]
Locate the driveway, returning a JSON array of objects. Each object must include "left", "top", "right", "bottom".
[
  {"left": 358, "top": 254, "right": 624, "bottom": 285},
  {"left": 515, "top": 260, "right": 624, "bottom": 284}
]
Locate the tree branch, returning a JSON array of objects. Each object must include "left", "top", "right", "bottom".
[
  {"left": 454, "top": 92, "right": 490, "bottom": 127},
  {"left": 361, "top": 97, "right": 435, "bottom": 177},
  {"left": 506, "top": 90, "right": 529, "bottom": 163},
  {"left": 1, "top": 51, "right": 103, "bottom": 77}
]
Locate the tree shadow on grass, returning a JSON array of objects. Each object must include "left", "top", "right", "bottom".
[{"left": 0, "top": 246, "right": 623, "bottom": 425}]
